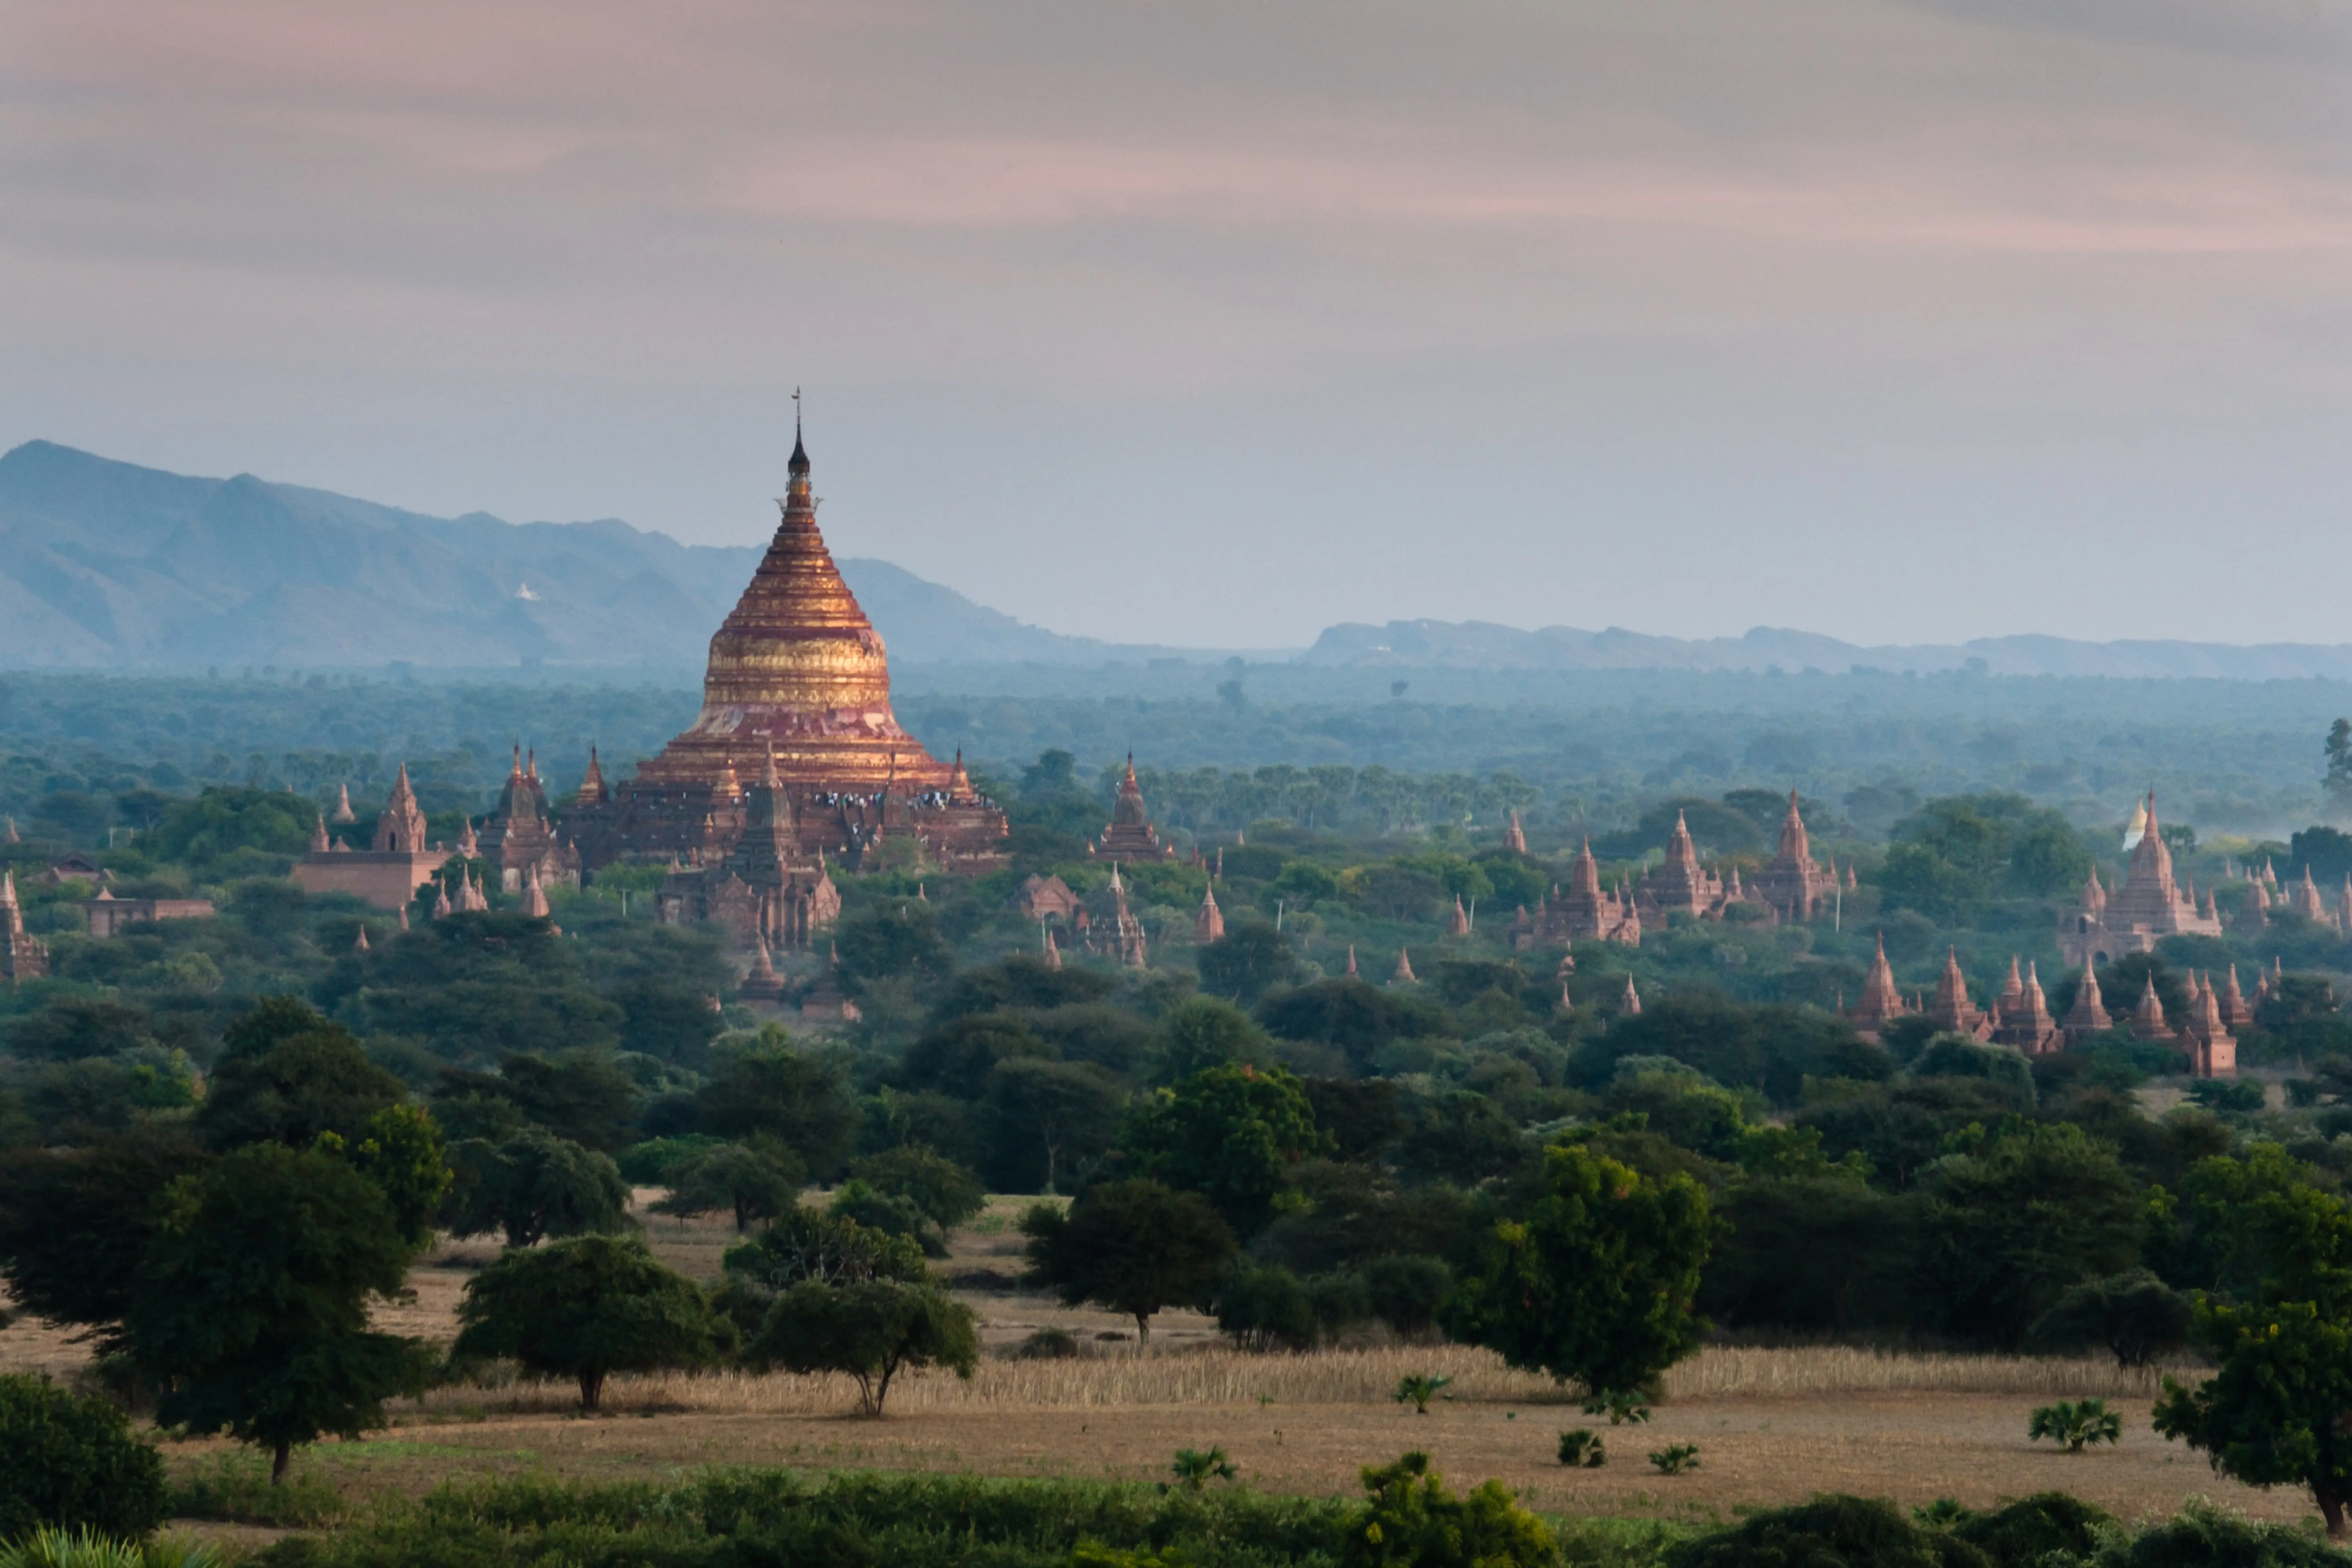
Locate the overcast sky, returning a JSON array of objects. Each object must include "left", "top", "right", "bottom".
[{"left": 4, "top": 0, "right": 2349, "bottom": 650}]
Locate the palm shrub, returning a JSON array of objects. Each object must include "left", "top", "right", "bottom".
[
  {"left": 2028, "top": 1397, "right": 2123, "bottom": 1453},
  {"left": 1170, "top": 1448, "right": 1239, "bottom": 1491},
  {"left": 0, "top": 1374, "right": 168, "bottom": 1541},
  {"left": 1648, "top": 1444, "right": 1700, "bottom": 1475},
  {"left": 0, "top": 1528, "right": 217, "bottom": 1568},
  {"left": 1392, "top": 1374, "right": 1451, "bottom": 1415},
  {"left": 1556, "top": 1429, "right": 1606, "bottom": 1468}
]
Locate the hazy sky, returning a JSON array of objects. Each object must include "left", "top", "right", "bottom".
[{"left": 5, "top": 0, "right": 2350, "bottom": 649}]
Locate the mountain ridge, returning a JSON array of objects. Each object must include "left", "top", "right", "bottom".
[
  {"left": 0, "top": 440, "right": 1232, "bottom": 670},
  {"left": 14, "top": 440, "right": 2352, "bottom": 681}
]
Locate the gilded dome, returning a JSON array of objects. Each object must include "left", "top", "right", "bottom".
[{"left": 635, "top": 440, "right": 949, "bottom": 791}]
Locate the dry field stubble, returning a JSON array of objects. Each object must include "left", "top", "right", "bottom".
[{"left": 2, "top": 1196, "right": 2319, "bottom": 1530}]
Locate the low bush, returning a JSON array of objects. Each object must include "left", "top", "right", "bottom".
[
  {"left": 0, "top": 1374, "right": 168, "bottom": 1541},
  {"left": 249, "top": 1468, "right": 1360, "bottom": 1568},
  {"left": 1667, "top": 1495, "right": 1988, "bottom": 1568},
  {"left": 1557, "top": 1428, "right": 1606, "bottom": 1467},
  {"left": 1648, "top": 1444, "right": 1700, "bottom": 1476},
  {"left": 1948, "top": 1492, "right": 2114, "bottom": 1563},
  {"left": 165, "top": 1453, "right": 345, "bottom": 1528}
]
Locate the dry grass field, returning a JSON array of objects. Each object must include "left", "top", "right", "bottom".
[{"left": 3, "top": 1193, "right": 2326, "bottom": 1535}]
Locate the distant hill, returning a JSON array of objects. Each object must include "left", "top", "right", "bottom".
[
  {"left": 18, "top": 440, "right": 2352, "bottom": 682},
  {"left": 1304, "top": 619, "right": 2352, "bottom": 682},
  {"left": 0, "top": 441, "right": 1227, "bottom": 670}
]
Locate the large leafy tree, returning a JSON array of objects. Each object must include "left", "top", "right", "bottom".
[
  {"left": 651, "top": 1139, "right": 805, "bottom": 1233},
  {"left": 1021, "top": 1178, "right": 1236, "bottom": 1341},
  {"left": 846, "top": 1145, "right": 987, "bottom": 1231},
  {"left": 2154, "top": 1148, "right": 2352, "bottom": 1536},
  {"left": 746, "top": 1278, "right": 977, "bottom": 1417},
  {"left": 985, "top": 1057, "right": 1124, "bottom": 1195},
  {"left": 452, "top": 1235, "right": 731, "bottom": 1411},
  {"left": 1196, "top": 921, "right": 1305, "bottom": 1005},
  {"left": 1444, "top": 1142, "right": 1715, "bottom": 1399},
  {"left": 434, "top": 1053, "right": 638, "bottom": 1152},
  {"left": 441, "top": 1129, "right": 631, "bottom": 1248},
  {"left": 695, "top": 1035, "right": 859, "bottom": 1176},
  {"left": 126, "top": 1144, "right": 431, "bottom": 1483},
  {"left": 1916, "top": 1122, "right": 2146, "bottom": 1349},
  {"left": 0, "top": 1125, "right": 213, "bottom": 1348},
  {"left": 195, "top": 1000, "right": 407, "bottom": 1151},
  {"left": 1122, "top": 1062, "right": 1329, "bottom": 1235}
]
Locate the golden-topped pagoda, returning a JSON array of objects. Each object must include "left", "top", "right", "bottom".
[{"left": 572, "top": 419, "right": 1006, "bottom": 882}]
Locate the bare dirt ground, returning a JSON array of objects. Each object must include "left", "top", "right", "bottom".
[{"left": 5, "top": 1194, "right": 2321, "bottom": 1534}]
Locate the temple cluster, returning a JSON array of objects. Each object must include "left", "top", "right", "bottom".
[
  {"left": 291, "top": 426, "right": 1009, "bottom": 958},
  {"left": 1507, "top": 792, "right": 1853, "bottom": 949}
]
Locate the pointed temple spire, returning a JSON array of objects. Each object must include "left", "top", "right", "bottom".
[
  {"left": 311, "top": 813, "right": 331, "bottom": 854},
  {"left": 354, "top": 925, "right": 370, "bottom": 953},
  {"left": 2060, "top": 950, "right": 2117, "bottom": 1034},
  {"left": 1850, "top": 932, "right": 1906, "bottom": 1035},
  {"left": 1345, "top": 943, "right": 1358, "bottom": 977},
  {"left": 1621, "top": 975, "right": 1642, "bottom": 1015},
  {"left": 1392, "top": 947, "right": 1417, "bottom": 984},
  {"left": 333, "top": 783, "right": 356, "bottom": 824},
  {"left": 2132, "top": 973, "right": 2172, "bottom": 1041},
  {"left": 1504, "top": 809, "right": 1527, "bottom": 855},
  {"left": 1043, "top": 927, "right": 1062, "bottom": 970},
  {"left": 578, "top": 745, "right": 608, "bottom": 806},
  {"left": 1195, "top": 879, "right": 1225, "bottom": 944}
]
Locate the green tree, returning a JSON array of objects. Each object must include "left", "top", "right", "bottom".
[
  {"left": 441, "top": 1129, "right": 631, "bottom": 1248},
  {"left": 745, "top": 1278, "right": 977, "bottom": 1417},
  {"left": 651, "top": 1140, "right": 804, "bottom": 1233},
  {"left": 721, "top": 1207, "right": 925, "bottom": 1293},
  {"left": 452, "top": 1235, "right": 731, "bottom": 1411},
  {"left": 1123, "top": 1062, "right": 1329, "bottom": 1235},
  {"left": 0, "top": 1372, "right": 169, "bottom": 1540},
  {"left": 1215, "top": 1264, "right": 1318, "bottom": 1352},
  {"left": 832, "top": 901, "right": 953, "bottom": 996},
  {"left": 195, "top": 1003, "right": 407, "bottom": 1151},
  {"left": 985, "top": 1057, "right": 1124, "bottom": 1195},
  {"left": 0, "top": 1126, "right": 213, "bottom": 1348},
  {"left": 2154, "top": 1148, "right": 2352, "bottom": 1536},
  {"left": 339, "top": 1104, "right": 450, "bottom": 1249},
  {"left": 1444, "top": 1142, "right": 1715, "bottom": 1399},
  {"left": 845, "top": 1145, "right": 987, "bottom": 1231},
  {"left": 434, "top": 1053, "right": 638, "bottom": 1152},
  {"left": 1152, "top": 997, "right": 1275, "bottom": 1083},
  {"left": 1022, "top": 1179, "right": 1237, "bottom": 1341},
  {"left": 1196, "top": 922, "right": 1305, "bottom": 1005},
  {"left": 696, "top": 1037, "right": 859, "bottom": 1176},
  {"left": 1917, "top": 1122, "right": 2146, "bottom": 1349},
  {"left": 126, "top": 1144, "right": 430, "bottom": 1483},
  {"left": 2030, "top": 1270, "right": 2194, "bottom": 1369}
]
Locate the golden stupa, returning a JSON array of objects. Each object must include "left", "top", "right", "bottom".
[
  {"left": 569, "top": 422, "right": 1006, "bottom": 875},
  {"left": 631, "top": 427, "right": 953, "bottom": 793}
]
